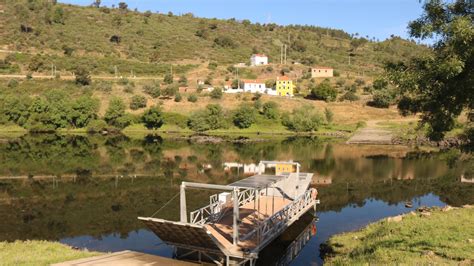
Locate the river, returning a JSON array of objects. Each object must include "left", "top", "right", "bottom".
[{"left": 0, "top": 134, "right": 472, "bottom": 265}]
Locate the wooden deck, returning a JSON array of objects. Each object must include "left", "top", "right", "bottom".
[
  {"left": 52, "top": 250, "right": 197, "bottom": 266},
  {"left": 205, "top": 196, "right": 292, "bottom": 251}
]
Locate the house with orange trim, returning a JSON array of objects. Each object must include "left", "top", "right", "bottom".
[{"left": 242, "top": 79, "right": 266, "bottom": 94}]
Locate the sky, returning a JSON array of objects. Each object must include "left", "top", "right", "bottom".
[{"left": 60, "top": 0, "right": 426, "bottom": 41}]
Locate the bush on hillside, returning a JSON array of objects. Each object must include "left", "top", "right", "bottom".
[
  {"left": 187, "top": 94, "right": 198, "bottom": 102},
  {"left": 310, "top": 81, "right": 337, "bottom": 102},
  {"left": 130, "top": 95, "right": 147, "bottom": 110},
  {"left": 210, "top": 88, "right": 223, "bottom": 99},
  {"left": 104, "top": 97, "right": 126, "bottom": 127},
  {"left": 262, "top": 101, "right": 279, "bottom": 120},
  {"left": 143, "top": 84, "right": 161, "bottom": 98},
  {"left": 340, "top": 91, "right": 360, "bottom": 102},
  {"left": 233, "top": 105, "right": 256, "bottom": 129},
  {"left": 74, "top": 66, "right": 91, "bottom": 86},
  {"left": 174, "top": 92, "right": 182, "bottom": 102},
  {"left": 368, "top": 90, "right": 394, "bottom": 108},
  {"left": 282, "top": 106, "right": 323, "bottom": 132},
  {"left": 86, "top": 119, "right": 108, "bottom": 133},
  {"left": 163, "top": 73, "right": 173, "bottom": 84}
]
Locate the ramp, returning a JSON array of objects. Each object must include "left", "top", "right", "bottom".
[{"left": 138, "top": 217, "right": 223, "bottom": 252}]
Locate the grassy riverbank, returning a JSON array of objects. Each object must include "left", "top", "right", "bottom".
[
  {"left": 0, "top": 240, "right": 101, "bottom": 266},
  {"left": 324, "top": 206, "right": 474, "bottom": 265}
]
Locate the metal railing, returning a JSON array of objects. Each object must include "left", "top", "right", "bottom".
[
  {"left": 190, "top": 200, "right": 223, "bottom": 225},
  {"left": 240, "top": 188, "right": 316, "bottom": 246}
]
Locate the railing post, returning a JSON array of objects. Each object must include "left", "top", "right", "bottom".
[
  {"left": 232, "top": 188, "right": 239, "bottom": 246},
  {"left": 180, "top": 183, "right": 187, "bottom": 223}
]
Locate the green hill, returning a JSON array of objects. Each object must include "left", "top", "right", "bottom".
[{"left": 0, "top": 0, "right": 428, "bottom": 76}]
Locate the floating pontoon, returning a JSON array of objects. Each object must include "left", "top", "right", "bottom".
[{"left": 138, "top": 161, "right": 318, "bottom": 265}]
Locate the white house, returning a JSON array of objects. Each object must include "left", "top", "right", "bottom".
[
  {"left": 242, "top": 79, "right": 266, "bottom": 94},
  {"left": 250, "top": 54, "right": 268, "bottom": 66}
]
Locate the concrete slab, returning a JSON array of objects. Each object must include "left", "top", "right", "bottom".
[{"left": 52, "top": 250, "right": 198, "bottom": 266}]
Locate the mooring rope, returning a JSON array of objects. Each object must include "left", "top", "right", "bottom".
[{"left": 150, "top": 192, "right": 180, "bottom": 218}]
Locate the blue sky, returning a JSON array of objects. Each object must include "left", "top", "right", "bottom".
[{"left": 61, "top": 0, "right": 425, "bottom": 41}]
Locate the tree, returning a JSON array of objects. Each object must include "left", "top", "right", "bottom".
[
  {"left": 162, "top": 86, "right": 177, "bottom": 98},
  {"left": 368, "top": 90, "right": 394, "bottom": 108},
  {"left": 52, "top": 7, "right": 65, "bottom": 24},
  {"left": 310, "top": 80, "right": 337, "bottom": 102},
  {"left": 70, "top": 96, "right": 100, "bottom": 128},
  {"left": 233, "top": 105, "right": 256, "bottom": 129},
  {"left": 210, "top": 88, "right": 223, "bottom": 99},
  {"left": 75, "top": 66, "right": 91, "bottom": 86},
  {"left": 104, "top": 97, "right": 126, "bottom": 127},
  {"left": 385, "top": 0, "right": 473, "bottom": 140},
  {"left": 118, "top": 2, "right": 128, "bottom": 10},
  {"left": 142, "top": 106, "right": 164, "bottom": 129},
  {"left": 188, "top": 104, "right": 226, "bottom": 132},
  {"left": 92, "top": 0, "right": 101, "bottom": 8},
  {"left": 262, "top": 101, "right": 279, "bottom": 120},
  {"left": 282, "top": 106, "right": 323, "bottom": 132},
  {"left": 130, "top": 95, "right": 147, "bottom": 110}
]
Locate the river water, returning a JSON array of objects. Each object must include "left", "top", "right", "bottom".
[{"left": 0, "top": 134, "right": 472, "bottom": 265}]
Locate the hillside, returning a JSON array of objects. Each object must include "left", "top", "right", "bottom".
[{"left": 0, "top": 0, "right": 428, "bottom": 77}]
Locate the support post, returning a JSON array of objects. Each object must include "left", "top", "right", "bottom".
[
  {"left": 232, "top": 188, "right": 239, "bottom": 245},
  {"left": 180, "top": 183, "right": 187, "bottom": 223}
]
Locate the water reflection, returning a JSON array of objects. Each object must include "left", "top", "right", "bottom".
[{"left": 0, "top": 134, "right": 472, "bottom": 265}]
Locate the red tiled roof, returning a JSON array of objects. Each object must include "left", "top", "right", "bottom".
[
  {"left": 277, "top": 76, "right": 291, "bottom": 81},
  {"left": 252, "top": 54, "right": 267, "bottom": 57},
  {"left": 241, "top": 79, "right": 265, "bottom": 84}
]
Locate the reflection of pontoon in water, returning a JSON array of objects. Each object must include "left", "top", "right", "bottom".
[{"left": 139, "top": 161, "right": 319, "bottom": 265}]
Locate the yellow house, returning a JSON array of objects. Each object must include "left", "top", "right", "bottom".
[
  {"left": 276, "top": 76, "right": 294, "bottom": 96},
  {"left": 275, "top": 162, "right": 296, "bottom": 174}
]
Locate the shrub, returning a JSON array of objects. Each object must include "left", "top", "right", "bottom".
[
  {"left": 123, "top": 85, "right": 134, "bottom": 94},
  {"left": 118, "top": 78, "right": 129, "bottom": 85},
  {"left": 188, "top": 104, "right": 226, "bottom": 132},
  {"left": 333, "top": 70, "right": 341, "bottom": 77},
  {"left": 208, "top": 62, "right": 218, "bottom": 70},
  {"left": 162, "top": 86, "right": 177, "bottom": 98},
  {"left": 368, "top": 90, "right": 394, "bottom": 108},
  {"left": 142, "top": 106, "right": 164, "bottom": 129},
  {"left": 233, "top": 105, "right": 256, "bottom": 129},
  {"left": 104, "top": 97, "right": 126, "bottom": 127},
  {"left": 355, "top": 78, "right": 366, "bottom": 86},
  {"left": 282, "top": 106, "right": 323, "bottom": 132},
  {"left": 130, "top": 95, "right": 147, "bottom": 110},
  {"left": 174, "top": 92, "right": 182, "bottom": 102},
  {"left": 187, "top": 94, "right": 198, "bottom": 102},
  {"left": 74, "top": 66, "right": 91, "bottom": 86},
  {"left": 336, "top": 78, "right": 346, "bottom": 87},
  {"left": 210, "top": 88, "right": 223, "bottom": 99},
  {"left": 163, "top": 112, "right": 188, "bottom": 128},
  {"left": 340, "top": 91, "right": 360, "bottom": 102},
  {"left": 310, "top": 81, "right": 337, "bottom": 102},
  {"left": 7, "top": 79, "right": 18, "bottom": 88},
  {"left": 344, "top": 83, "right": 357, "bottom": 92},
  {"left": 163, "top": 73, "right": 174, "bottom": 84},
  {"left": 262, "top": 101, "right": 279, "bottom": 120},
  {"left": 324, "top": 108, "right": 334, "bottom": 124},
  {"left": 178, "top": 75, "right": 188, "bottom": 86},
  {"left": 214, "top": 36, "right": 237, "bottom": 48},
  {"left": 94, "top": 81, "right": 112, "bottom": 93},
  {"left": 87, "top": 119, "right": 108, "bottom": 133},
  {"left": 143, "top": 84, "right": 161, "bottom": 98},
  {"left": 372, "top": 78, "right": 388, "bottom": 90}
]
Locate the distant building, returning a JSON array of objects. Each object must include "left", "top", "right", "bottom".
[
  {"left": 178, "top": 87, "right": 196, "bottom": 93},
  {"left": 242, "top": 79, "right": 266, "bottom": 94},
  {"left": 223, "top": 81, "right": 243, "bottom": 94},
  {"left": 250, "top": 54, "right": 268, "bottom": 66},
  {"left": 313, "top": 176, "right": 332, "bottom": 186},
  {"left": 311, "top": 67, "right": 334, "bottom": 78},
  {"left": 276, "top": 76, "right": 294, "bottom": 96}
]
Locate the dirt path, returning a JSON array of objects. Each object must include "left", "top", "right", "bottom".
[{"left": 347, "top": 120, "right": 394, "bottom": 145}]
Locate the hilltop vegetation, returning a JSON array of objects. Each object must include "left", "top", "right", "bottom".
[{"left": 0, "top": 0, "right": 427, "bottom": 77}]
